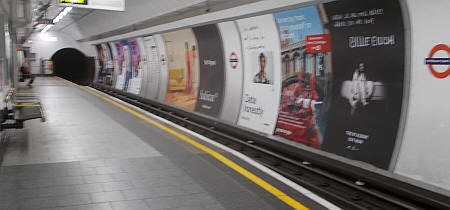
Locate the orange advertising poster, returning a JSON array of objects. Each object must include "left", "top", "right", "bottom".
[{"left": 162, "top": 29, "right": 199, "bottom": 111}]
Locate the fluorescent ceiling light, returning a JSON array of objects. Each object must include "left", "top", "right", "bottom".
[
  {"left": 52, "top": 7, "right": 73, "bottom": 24},
  {"left": 41, "top": 24, "right": 53, "bottom": 33}
]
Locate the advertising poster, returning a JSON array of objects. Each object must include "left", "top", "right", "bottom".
[
  {"left": 395, "top": 0, "right": 450, "bottom": 191},
  {"left": 321, "top": 0, "right": 405, "bottom": 169},
  {"left": 136, "top": 38, "right": 148, "bottom": 97},
  {"left": 154, "top": 34, "right": 169, "bottom": 102},
  {"left": 95, "top": 44, "right": 104, "bottom": 83},
  {"left": 108, "top": 42, "right": 119, "bottom": 88},
  {"left": 0, "top": 60, "right": 4, "bottom": 88},
  {"left": 44, "top": 60, "right": 53, "bottom": 74},
  {"left": 217, "top": 21, "right": 244, "bottom": 123},
  {"left": 236, "top": 15, "right": 282, "bottom": 135},
  {"left": 95, "top": 44, "right": 114, "bottom": 86},
  {"left": 102, "top": 43, "right": 114, "bottom": 86},
  {"left": 143, "top": 35, "right": 162, "bottom": 100},
  {"left": 113, "top": 41, "right": 126, "bottom": 90},
  {"left": 273, "top": 6, "right": 331, "bottom": 149},
  {"left": 119, "top": 40, "right": 133, "bottom": 91},
  {"left": 126, "top": 38, "right": 143, "bottom": 94},
  {"left": 193, "top": 24, "right": 225, "bottom": 117},
  {"left": 162, "top": 29, "right": 200, "bottom": 111}
]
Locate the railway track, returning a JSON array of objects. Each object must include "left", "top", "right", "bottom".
[{"left": 90, "top": 83, "right": 450, "bottom": 210}]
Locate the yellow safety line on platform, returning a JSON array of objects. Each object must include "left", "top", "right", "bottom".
[
  {"left": 54, "top": 85, "right": 309, "bottom": 209},
  {"left": 12, "top": 104, "right": 41, "bottom": 107}
]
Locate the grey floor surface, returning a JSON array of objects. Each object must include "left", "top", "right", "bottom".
[{"left": 0, "top": 77, "right": 328, "bottom": 210}]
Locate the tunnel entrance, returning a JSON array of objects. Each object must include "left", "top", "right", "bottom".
[{"left": 51, "top": 48, "right": 94, "bottom": 85}]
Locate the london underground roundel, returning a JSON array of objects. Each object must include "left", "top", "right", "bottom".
[
  {"left": 229, "top": 52, "right": 238, "bottom": 69},
  {"left": 425, "top": 44, "right": 450, "bottom": 79}
]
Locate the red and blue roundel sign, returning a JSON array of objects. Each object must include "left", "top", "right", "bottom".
[
  {"left": 425, "top": 44, "right": 450, "bottom": 79},
  {"left": 229, "top": 52, "right": 238, "bottom": 69}
]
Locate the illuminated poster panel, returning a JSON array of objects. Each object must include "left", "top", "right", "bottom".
[
  {"left": 142, "top": 35, "right": 169, "bottom": 102},
  {"left": 136, "top": 37, "right": 148, "bottom": 97},
  {"left": 236, "top": 15, "right": 282, "bottom": 135},
  {"left": 113, "top": 41, "right": 127, "bottom": 90},
  {"left": 126, "top": 38, "right": 143, "bottom": 94},
  {"left": 95, "top": 44, "right": 114, "bottom": 86},
  {"left": 109, "top": 42, "right": 119, "bottom": 88},
  {"left": 142, "top": 36, "right": 159, "bottom": 100},
  {"left": 321, "top": 0, "right": 405, "bottom": 169},
  {"left": 273, "top": 6, "right": 331, "bottom": 149},
  {"left": 154, "top": 35, "right": 169, "bottom": 102},
  {"left": 162, "top": 29, "right": 200, "bottom": 111},
  {"left": 193, "top": 24, "right": 225, "bottom": 117}
]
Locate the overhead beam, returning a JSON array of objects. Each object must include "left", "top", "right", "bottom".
[{"left": 78, "top": 0, "right": 262, "bottom": 42}]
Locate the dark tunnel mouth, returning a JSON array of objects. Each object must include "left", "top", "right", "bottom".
[{"left": 51, "top": 48, "right": 93, "bottom": 85}]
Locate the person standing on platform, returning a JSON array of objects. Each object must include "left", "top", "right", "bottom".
[{"left": 20, "top": 59, "right": 34, "bottom": 87}]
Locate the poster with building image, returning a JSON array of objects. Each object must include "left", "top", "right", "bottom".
[
  {"left": 236, "top": 14, "right": 282, "bottom": 135},
  {"left": 273, "top": 6, "right": 332, "bottom": 149},
  {"left": 321, "top": 0, "right": 405, "bottom": 169},
  {"left": 162, "top": 29, "right": 200, "bottom": 111}
]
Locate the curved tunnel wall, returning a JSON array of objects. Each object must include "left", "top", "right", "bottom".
[
  {"left": 94, "top": 0, "right": 404, "bottom": 169},
  {"left": 89, "top": 0, "right": 450, "bottom": 195},
  {"left": 51, "top": 48, "right": 94, "bottom": 85}
]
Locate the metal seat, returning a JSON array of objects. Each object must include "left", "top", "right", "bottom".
[{"left": 0, "top": 89, "right": 45, "bottom": 130}]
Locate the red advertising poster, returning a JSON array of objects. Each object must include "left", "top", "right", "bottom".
[{"left": 273, "top": 6, "right": 331, "bottom": 149}]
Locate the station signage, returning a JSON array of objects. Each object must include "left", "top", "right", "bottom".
[
  {"left": 59, "top": 0, "right": 87, "bottom": 5},
  {"left": 229, "top": 52, "right": 238, "bottom": 69},
  {"left": 38, "top": 18, "right": 54, "bottom": 25},
  {"left": 425, "top": 44, "right": 450, "bottom": 79},
  {"left": 58, "top": 0, "right": 124, "bottom": 11}
]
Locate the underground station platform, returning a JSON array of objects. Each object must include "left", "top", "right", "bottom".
[{"left": 0, "top": 77, "right": 337, "bottom": 210}]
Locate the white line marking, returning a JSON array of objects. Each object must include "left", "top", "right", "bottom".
[{"left": 87, "top": 87, "right": 341, "bottom": 210}]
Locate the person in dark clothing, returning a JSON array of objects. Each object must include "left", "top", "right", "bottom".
[{"left": 20, "top": 63, "right": 34, "bottom": 86}]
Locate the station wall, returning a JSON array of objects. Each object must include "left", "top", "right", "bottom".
[
  {"left": 0, "top": 15, "right": 11, "bottom": 107},
  {"left": 24, "top": 32, "right": 94, "bottom": 74},
  {"left": 394, "top": 0, "right": 450, "bottom": 194},
  {"left": 90, "top": 0, "right": 450, "bottom": 195},
  {"left": 63, "top": 0, "right": 222, "bottom": 41}
]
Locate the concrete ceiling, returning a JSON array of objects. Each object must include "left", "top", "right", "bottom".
[
  {"left": 4, "top": 0, "right": 263, "bottom": 43},
  {"left": 31, "top": 0, "right": 93, "bottom": 32},
  {"left": 0, "top": 0, "right": 93, "bottom": 43}
]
